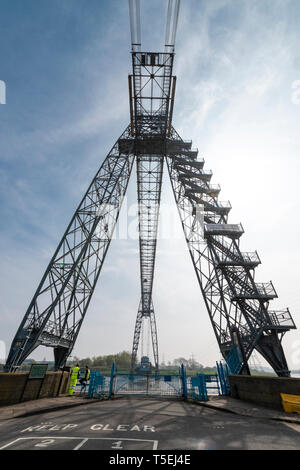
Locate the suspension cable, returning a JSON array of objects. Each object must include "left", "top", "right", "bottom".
[
  {"left": 129, "top": 0, "right": 135, "bottom": 46},
  {"left": 136, "top": 0, "right": 141, "bottom": 47},
  {"left": 165, "top": 0, "right": 181, "bottom": 51},
  {"left": 165, "top": 0, "right": 173, "bottom": 47},
  {"left": 171, "top": 0, "right": 180, "bottom": 46},
  {"left": 128, "top": 0, "right": 141, "bottom": 51}
]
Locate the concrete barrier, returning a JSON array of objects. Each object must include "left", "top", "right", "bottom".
[
  {"left": 0, "top": 371, "right": 70, "bottom": 406},
  {"left": 228, "top": 374, "right": 300, "bottom": 410}
]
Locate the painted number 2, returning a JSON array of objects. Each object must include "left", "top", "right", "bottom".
[{"left": 35, "top": 439, "right": 56, "bottom": 447}]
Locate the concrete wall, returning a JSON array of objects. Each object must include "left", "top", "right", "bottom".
[
  {"left": 0, "top": 371, "right": 70, "bottom": 407},
  {"left": 228, "top": 374, "right": 300, "bottom": 410}
]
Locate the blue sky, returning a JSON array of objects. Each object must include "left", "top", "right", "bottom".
[{"left": 1, "top": 0, "right": 300, "bottom": 370}]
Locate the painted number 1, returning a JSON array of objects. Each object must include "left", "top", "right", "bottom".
[{"left": 111, "top": 441, "right": 123, "bottom": 449}]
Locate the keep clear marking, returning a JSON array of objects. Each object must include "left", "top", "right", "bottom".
[
  {"left": 90, "top": 424, "right": 156, "bottom": 432},
  {"left": 20, "top": 423, "right": 78, "bottom": 433},
  {"left": 20, "top": 423, "right": 156, "bottom": 434}
]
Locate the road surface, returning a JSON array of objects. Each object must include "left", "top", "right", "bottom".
[{"left": 0, "top": 397, "right": 299, "bottom": 450}]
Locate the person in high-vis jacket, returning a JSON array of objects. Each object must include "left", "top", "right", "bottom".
[{"left": 68, "top": 364, "right": 80, "bottom": 396}]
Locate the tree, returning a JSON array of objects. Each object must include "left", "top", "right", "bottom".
[{"left": 173, "top": 357, "right": 189, "bottom": 367}]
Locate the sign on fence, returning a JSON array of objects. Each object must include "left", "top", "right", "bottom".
[{"left": 28, "top": 364, "right": 48, "bottom": 379}]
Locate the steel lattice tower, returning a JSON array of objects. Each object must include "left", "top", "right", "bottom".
[{"left": 5, "top": 0, "right": 296, "bottom": 376}]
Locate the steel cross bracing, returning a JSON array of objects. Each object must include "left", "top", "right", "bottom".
[
  {"left": 129, "top": 50, "right": 175, "bottom": 137},
  {"left": 5, "top": 127, "right": 135, "bottom": 371},
  {"left": 127, "top": 15, "right": 176, "bottom": 371},
  {"left": 6, "top": 1, "right": 295, "bottom": 375},
  {"left": 131, "top": 299, "right": 159, "bottom": 371},
  {"left": 131, "top": 155, "right": 163, "bottom": 372},
  {"left": 5, "top": 39, "right": 177, "bottom": 371},
  {"left": 166, "top": 127, "right": 296, "bottom": 376},
  {"left": 128, "top": 50, "right": 174, "bottom": 371},
  {"left": 7, "top": 115, "right": 295, "bottom": 374}
]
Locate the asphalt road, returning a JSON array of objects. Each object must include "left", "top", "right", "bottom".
[{"left": 0, "top": 397, "right": 299, "bottom": 451}]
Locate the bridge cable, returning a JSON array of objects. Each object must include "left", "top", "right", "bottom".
[
  {"left": 165, "top": 0, "right": 173, "bottom": 47},
  {"left": 128, "top": 0, "right": 141, "bottom": 51},
  {"left": 171, "top": 0, "right": 181, "bottom": 46},
  {"left": 165, "top": 0, "right": 181, "bottom": 51}
]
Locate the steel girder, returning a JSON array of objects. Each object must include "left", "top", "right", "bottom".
[
  {"left": 166, "top": 127, "right": 295, "bottom": 377},
  {"left": 128, "top": 47, "right": 174, "bottom": 372},
  {"left": 131, "top": 299, "right": 159, "bottom": 371},
  {"left": 6, "top": 34, "right": 295, "bottom": 379},
  {"left": 5, "top": 127, "right": 135, "bottom": 372},
  {"left": 130, "top": 50, "right": 174, "bottom": 136},
  {"left": 137, "top": 155, "right": 163, "bottom": 314},
  {"left": 131, "top": 154, "right": 163, "bottom": 372}
]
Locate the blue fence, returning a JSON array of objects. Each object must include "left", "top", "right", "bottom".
[
  {"left": 113, "top": 373, "right": 183, "bottom": 398},
  {"left": 187, "top": 374, "right": 208, "bottom": 401},
  {"left": 87, "top": 370, "right": 111, "bottom": 399},
  {"left": 87, "top": 361, "right": 232, "bottom": 402},
  {"left": 215, "top": 345, "right": 245, "bottom": 395},
  {"left": 216, "top": 361, "right": 230, "bottom": 395},
  {"left": 225, "top": 345, "right": 244, "bottom": 375}
]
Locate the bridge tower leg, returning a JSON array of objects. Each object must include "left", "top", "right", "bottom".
[
  {"left": 5, "top": 2, "right": 296, "bottom": 378},
  {"left": 5, "top": 127, "right": 135, "bottom": 372},
  {"left": 166, "top": 128, "right": 296, "bottom": 377}
]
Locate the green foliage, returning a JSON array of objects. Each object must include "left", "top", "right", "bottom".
[
  {"left": 69, "top": 352, "right": 216, "bottom": 374},
  {"left": 71, "top": 351, "right": 133, "bottom": 370}
]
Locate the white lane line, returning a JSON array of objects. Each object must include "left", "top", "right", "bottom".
[
  {"left": 0, "top": 439, "right": 23, "bottom": 450},
  {"left": 0, "top": 437, "right": 159, "bottom": 450},
  {"left": 0, "top": 437, "right": 81, "bottom": 450},
  {"left": 78, "top": 437, "right": 159, "bottom": 450},
  {"left": 152, "top": 440, "right": 158, "bottom": 450},
  {"left": 73, "top": 438, "right": 88, "bottom": 450}
]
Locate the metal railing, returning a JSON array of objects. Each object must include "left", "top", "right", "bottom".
[
  {"left": 255, "top": 282, "right": 277, "bottom": 298},
  {"left": 242, "top": 251, "right": 261, "bottom": 264},
  {"left": 204, "top": 223, "right": 244, "bottom": 237},
  {"left": 218, "top": 251, "right": 260, "bottom": 266},
  {"left": 268, "top": 308, "right": 296, "bottom": 329},
  {"left": 232, "top": 281, "right": 277, "bottom": 299},
  {"left": 87, "top": 362, "right": 230, "bottom": 402},
  {"left": 217, "top": 201, "right": 231, "bottom": 209}
]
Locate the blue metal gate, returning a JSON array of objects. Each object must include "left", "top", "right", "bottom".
[
  {"left": 88, "top": 362, "right": 231, "bottom": 401},
  {"left": 113, "top": 373, "right": 183, "bottom": 398},
  {"left": 216, "top": 361, "right": 230, "bottom": 395},
  {"left": 87, "top": 370, "right": 111, "bottom": 398},
  {"left": 203, "top": 374, "right": 220, "bottom": 395},
  {"left": 187, "top": 374, "right": 208, "bottom": 401},
  {"left": 225, "top": 345, "right": 244, "bottom": 375}
]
